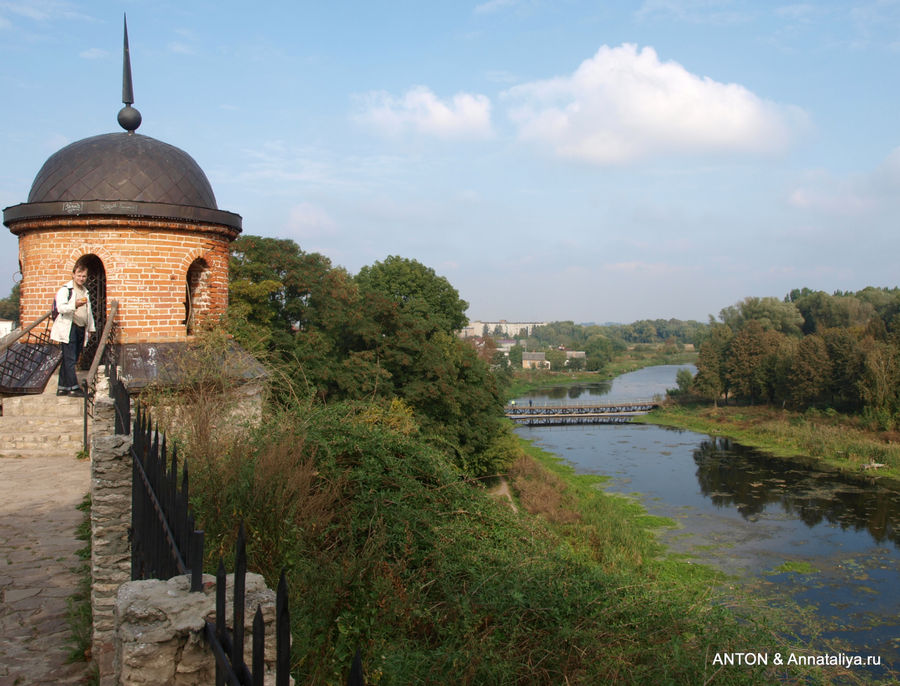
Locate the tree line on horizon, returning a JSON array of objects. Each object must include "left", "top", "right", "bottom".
[
  {"left": 690, "top": 287, "right": 900, "bottom": 429},
  {"left": 478, "top": 317, "right": 707, "bottom": 372}
]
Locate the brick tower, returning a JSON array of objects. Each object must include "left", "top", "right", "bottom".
[{"left": 2, "top": 20, "right": 241, "bottom": 364}]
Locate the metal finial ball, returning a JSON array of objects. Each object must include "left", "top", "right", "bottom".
[{"left": 117, "top": 105, "right": 142, "bottom": 132}]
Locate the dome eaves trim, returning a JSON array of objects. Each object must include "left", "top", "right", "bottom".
[{"left": 3, "top": 199, "right": 242, "bottom": 233}]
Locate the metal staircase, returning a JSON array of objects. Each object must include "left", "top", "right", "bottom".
[{"left": 0, "top": 313, "right": 61, "bottom": 395}]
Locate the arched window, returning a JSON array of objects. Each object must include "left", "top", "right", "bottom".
[{"left": 185, "top": 258, "right": 210, "bottom": 335}]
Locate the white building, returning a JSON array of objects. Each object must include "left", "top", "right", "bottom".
[{"left": 461, "top": 320, "right": 547, "bottom": 339}]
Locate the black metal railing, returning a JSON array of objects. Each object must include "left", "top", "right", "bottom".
[
  {"left": 0, "top": 311, "right": 61, "bottom": 394},
  {"left": 204, "top": 525, "right": 293, "bottom": 686},
  {"left": 131, "top": 405, "right": 204, "bottom": 591},
  {"left": 129, "top": 407, "right": 306, "bottom": 685}
]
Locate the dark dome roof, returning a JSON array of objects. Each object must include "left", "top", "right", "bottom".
[{"left": 28, "top": 132, "right": 218, "bottom": 208}]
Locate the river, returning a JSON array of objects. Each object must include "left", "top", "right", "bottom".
[{"left": 515, "top": 365, "right": 900, "bottom": 680}]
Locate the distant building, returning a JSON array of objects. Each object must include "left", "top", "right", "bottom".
[
  {"left": 522, "top": 352, "right": 549, "bottom": 370},
  {"left": 495, "top": 338, "right": 516, "bottom": 354},
  {"left": 461, "top": 320, "right": 547, "bottom": 339},
  {"left": 0, "top": 319, "right": 12, "bottom": 337}
]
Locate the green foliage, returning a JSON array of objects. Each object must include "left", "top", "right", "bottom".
[
  {"left": 355, "top": 255, "right": 468, "bottom": 335},
  {"left": 693, "top": 324, "right": 732, "bottom": 405},
  {"left": 527, "top": 319, "right": 704, "bottom": 349},
  {"left": 719, "top": 296, "right": 804, "bottom": 336},
  {"left": 674, "top": 368, "right": 694, "bottom": 394},
  {"left": 226, "top": 236, "right": 508, "bottom": 476},
  {"left": 694, "top": 288, "right": 900, "bottom": 417},
  {"left": 507, "top": 344, "right": 523, "bottom": 368},
  {"left": 66, "top": 495, "right": 95, "bottom": 673},
  {"left": 187, "top": 401, "right": 806, "bottom": 685},
  {"left": 789, "top": 334, "right": 831, "bottom": 406},
  {"left": 0, "top": 282, "right": 19, "bottom": 325}
]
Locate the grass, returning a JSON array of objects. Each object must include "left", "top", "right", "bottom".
[
  {"left": 646, "top": 402, "right": 900, "bottom": 484},
  {"left": 769, "top": 561, "right": 818, "bottom": 575},
  {"left": 65, "top": 494, "right": 98, "bottom": 684}
]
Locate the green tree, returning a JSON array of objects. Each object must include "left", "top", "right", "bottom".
[
  {"left": 545, "top": 349, "right": 567, "bottom": 371},
  {"left": 821, "top": 327, "right": 864, "bottom": 410},
  {"left": 355, "top": 256, "right": 468, "bottom": 334},
  {"left": 674, "top": 368, "right": 694, "bottom": 395},
  {"left": 858, "top": 339, "right": 900, "bottom": 416},
  {"left": 693, "top": 325, "right": 732, "bottom": 406},
  {"left": 567, "top": 355, "right": 585, "bottom": 372},
  {"left": 0, "top": 283, "right": 20, "bottom": 326},
  {"left": 789, "top": 334, "right": 831, "bottom": 407},
  {"left": 719, "top": 296, "right": 803, "bottom": 336},
  {"left": 726, "top": 322, "right": 786, "bottom": 403},
  {"left": 229, "top": 235, "right": 338, "bottom": 351},
  {"left": 508, "top": 344, "right": 524, "bottom": 369}
]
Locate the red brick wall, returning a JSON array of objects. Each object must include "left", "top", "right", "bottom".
[{"left": 10, "top": 216, "right": 238, "bottom": 344}]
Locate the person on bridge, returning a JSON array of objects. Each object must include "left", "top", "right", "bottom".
[{"left": 50, "top": 258, "right": 95, "bottom": 397}]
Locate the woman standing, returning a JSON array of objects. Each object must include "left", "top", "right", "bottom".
[{"left": 50, "top": 258, "right": 95, "bottom": 397}]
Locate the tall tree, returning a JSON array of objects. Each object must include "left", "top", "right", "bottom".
[
  {"left": 719, "top": 296, "right": 803, "bottom": 336},
  {"left": 789, "top": 334, "right": 831, "bottom": 407},
  {"left": 693, "top": 325, "right": 733, "bottom": 406},
  {"left": 726, "top": 321, "right": 786, "bottom": 403},
  {"left": 355, "top": 256, "right": 468, "bottom": 335},
  {"left": 0, "top": 283, "right": 20, "bottom": 325}
]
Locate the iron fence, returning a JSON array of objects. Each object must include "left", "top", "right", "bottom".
[
  {"left": 130, "top": 406, "right": 204, "bottom": 591},
  {"left": 129, "top": 406, "right": 365, "bottom": 684}
]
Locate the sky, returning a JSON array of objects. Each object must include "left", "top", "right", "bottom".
[{"left": 1, "top": 0, "right": 899, "bottom": 325}]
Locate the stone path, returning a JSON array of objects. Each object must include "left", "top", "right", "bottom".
[{"left": 0, "top": 454, "right": 92, "bottom": 686}]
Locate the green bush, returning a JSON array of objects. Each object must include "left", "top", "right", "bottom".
[{"left": 185, "top": 400, "right": 815, "bottom": 685}]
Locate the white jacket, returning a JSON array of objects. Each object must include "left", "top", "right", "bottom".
[{"left": 50, "top": 280, "right": 96, "bottom": 343}]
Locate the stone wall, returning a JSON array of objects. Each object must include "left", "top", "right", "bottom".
[
  {"left": 90, "top": 432, "right": 133, "bottom": 683},
  {"left": 89, "top": 417, "right": 284, "bottom": 685},
  {"left": 116, "top": 573, "right": 279, "bottom": 685}
]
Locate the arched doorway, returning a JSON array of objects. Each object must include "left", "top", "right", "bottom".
[
  {"left": 78, "top": 254, "right": 106, "bottom": 369},
  {"left": 184, "top": 258, "right": 210, "bottom": 335}
]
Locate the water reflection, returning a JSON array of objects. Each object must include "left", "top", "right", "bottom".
[
  {"left": 693, "top": 437, "right": 900, "bottom": 547},
  {"left": 523, "top": 382, "right": 612, "bottom": 402},
  {"left": 520, "top": 364, "right": 694, "bottom": 405}
]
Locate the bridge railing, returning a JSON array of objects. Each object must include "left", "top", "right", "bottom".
[{"left": 505, "top": 400, "right": 659, "bottom": 414}]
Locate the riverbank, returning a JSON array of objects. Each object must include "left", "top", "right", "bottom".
[
  {"left": 505, "top": 438, "right": 836, "bottom": 684},
  {"left": 506, "top": 349, "right": 697, "bottom": 398},
  {"left": 644, "top": 403, "right": 900, "bottom": 484}
]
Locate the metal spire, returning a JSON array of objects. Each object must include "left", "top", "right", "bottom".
[
  {"left": 122, "top": 14, "right": 134, "bottom": 106},
  {"left": 117, "top": 14, "right": 142, "bottom": 133}
]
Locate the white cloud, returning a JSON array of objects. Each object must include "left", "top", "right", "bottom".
[
  {"left": 168, "top": 42, "right": 195, "bottom": 55},
  {"left": 788, "top": 147, "right": 900, "bottom": 215},
  {"left": 474, "top": 0, "right": 519, "bottom": 14},
  {"left": 79, "top": 47, "right": 106, "bottom": 59},
  {"left": 604, "top": 260, "right": 693, "bottom": 276},
  {"left": 504, "top": 43, "right": 807, "bottom": 164},
  {"left": 355, "top": 86, "right": 493, "bottom": 140},
  {"left": 635, "top": 0, "right": 750, "bottom": 24},
  {"left": 286, "top": 202, "right": 338, "bottom": 238}
]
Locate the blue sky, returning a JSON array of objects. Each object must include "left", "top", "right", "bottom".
[{"left": 2, "top": 0, "right": 899, "bottom": 324}]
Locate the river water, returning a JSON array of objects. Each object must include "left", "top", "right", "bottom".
[{"left": 516, "top": 365, "right": 900, "bottom": 679}]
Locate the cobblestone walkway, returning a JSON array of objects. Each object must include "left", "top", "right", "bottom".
[{"left": 0, "top": 454, "right": 92, "bottom": 686}]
